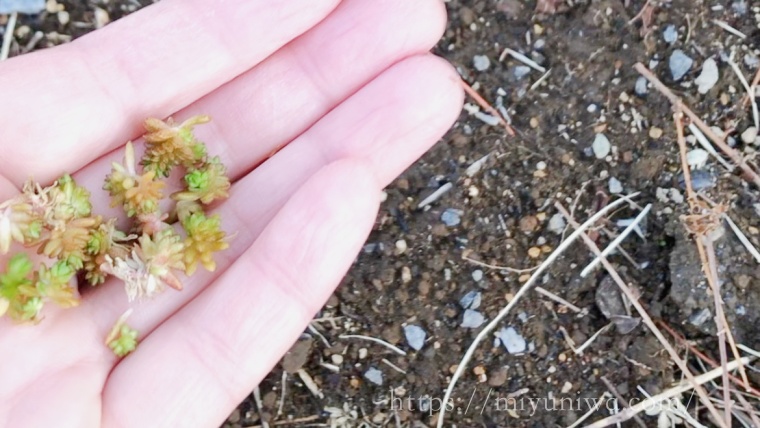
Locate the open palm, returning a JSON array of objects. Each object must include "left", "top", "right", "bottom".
[{"left": 0, "top": 0, "right": 462, "bottom": 426}]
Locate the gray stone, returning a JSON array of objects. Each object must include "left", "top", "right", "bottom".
[
  {"left": 498, "top": 327, "right": 527, "bottom": 354},
  {"left": 364, "top": 367, "right": 384, "bottom": 385},
  {"left": 459, "top": 291, "right": 482, "bottom": 310},
  {"left": 473, "top": 55, "right": 491, "bottom": 71},
  {"left": 403, "top": 325, "right": 426, "bottom": 351},
  {"left": 634, "top": 76, "right": 648, "bottom": 96},
  {"left": 461, "top": 309, "right": 486, "bottom": 328},
  {"left": 592, "top": 133, "right": 611, "bottom": 159},
  {"left": 663, "top": 25, "right": 678, "bottom": 43},
  {"left": 669, "top": 50, "right": 693, "bottom": 81},
  {"left": 0, "top": 0, "right": 44, "bottom": 13},
  {"left": 441, "top": 208, "right": 462, "bottom": 227}
]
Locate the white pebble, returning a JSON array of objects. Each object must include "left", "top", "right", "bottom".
[
  {"left": 461, "top": 309, "right": 486, "bottom": 328},
  {"left": 404, "top": 325, "right": 426, "bottom": 351},
  {"left": 473, "top": 55, "right": 491, "bottom": 71},
  {"left": 395, "top": 239, "right": 407, "bottom": 254},
  {"left": 472, "top": 269, "right": 484, "bottom": 281},
  {"left": 608, "top": 177, "right": 623, "bottom": 194},
  {"left": 695, "top": 58, "right": 719, "bottom": 94},
  {"left": 592, "top": 134, "right": 611, "bottom": 159},
  {"left": 331, "top": 354, "right": 344, "bottom": 365},
  {"left": 547, "top": 213, "right": 566, "bottom": 234},
  {"left": 536, "top": 161, "right": 547, "bottom": 171},
  {"left": 364, "top": 367, "right": 384, "bottom": 385},
  {"left": 741, "top": 127, "right": 758, "bottom": 144},
  {"left": 498, "top": 327, "right": 527, "bottom": 354},
  {"left": 686, "top": 149, "right": 709, "bottom": 169}
]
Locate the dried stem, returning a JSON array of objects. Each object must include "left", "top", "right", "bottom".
[
  {"left": 675, "top": 112, "right": 750, "bottom": 392},
  {"left": 636, "top": 62, "right": 760, "bottom": 188},
  {"left": 460, "top": 79, "right": 515, "bottom": 136},
  {"left": 556, "top": 202, "right": 728, "bottom": 428}
]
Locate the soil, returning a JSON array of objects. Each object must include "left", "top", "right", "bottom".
[{"left": 7, "top": 0, "right": 760, "bottom": 427}]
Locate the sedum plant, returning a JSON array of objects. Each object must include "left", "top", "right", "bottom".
[{"left": 0, "top": 115, "right": 230, "bottom": 354}]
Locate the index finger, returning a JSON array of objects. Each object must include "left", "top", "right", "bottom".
[{"left": 0, "top": 0, "right": 340, "bottom": 185}]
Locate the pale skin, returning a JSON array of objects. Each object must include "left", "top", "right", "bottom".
[{"left": 0, "top": 0, "right": 462, "bottom": 426}]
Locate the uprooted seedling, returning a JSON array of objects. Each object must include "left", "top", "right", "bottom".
[{"left": 0, "top": 115, "right": 230, "bottom": 354}]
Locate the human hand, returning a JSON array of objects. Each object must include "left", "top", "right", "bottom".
[{"left": 0, "top": 0, "right": 462, "bottom": 426}]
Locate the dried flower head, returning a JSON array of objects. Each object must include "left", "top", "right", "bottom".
[
  {"left": 0, "top": 200, "right": 35, "bottom": 254},
  {"left": 142, "top": 115, "right": 210, "bottom": 176},
  {"left": 181, "top": 212, "right": 229, "bottom": 276},
  {"left": 101, "top": 229, "right": 185, "bottom": 300}
]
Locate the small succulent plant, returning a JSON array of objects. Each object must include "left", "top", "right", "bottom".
[{"left": 0, "top": 115, "right": 230, "bottom": 355}]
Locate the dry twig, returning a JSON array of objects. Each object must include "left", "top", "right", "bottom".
[
  {"left": 635, "top": 63, "right": 760, "bottom": 188},
  {"left": 461, "top": 79, "right": 515, "bottom": 136},
  {"left": 557, "top": 202, "right": 728, "bottom": 428}
]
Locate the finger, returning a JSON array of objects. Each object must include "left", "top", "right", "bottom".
[
  {"left": 83, "top": 55, "right": 463, "bottom": 340},
  {"left": 72, "top": 0, "right": 448, "bottom": 200},
  {"left": 101, "top": 159, "right": 380, "bottom": 427},
  {"left": 0, "top": 0, "right": 340, "bottom": 185}
]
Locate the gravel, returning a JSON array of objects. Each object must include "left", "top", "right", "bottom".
[
  {"left": 547, "top": 213, "right": 566, "bottom": 234},
  {"left": 0, "top": 0, "right": 44, "bottom": 13},
  {"left": 634, "top": 76, "right": 648, "bottom": 96},
  {"left": 592, "top": 133, "right": 611, "bottom": 159},
  {"left": 460, "top": 309, "right": 486, "bottom": 328},
  {"left": 663, "top": 25, "right": 678, "bottom": 43},
  {"left": 694, "top": 58, "right": 719, "bottom": 94},
  {"left": 741, "top": 127, "right": 758, "bottom": 144},
  {"left": 608, "top": 177, "right": 623, "bottom": 194},
  {"left": 403, "top": 325, "right": 426, "bottom": 351},
  {"left": 364, "top": 367, "right": 384, "bottom": 386},
  {"left": 459, "top": 290, "right": 482, "bottom": 309},
  {"left": 669, "top": 49, "right": 693, "bottom": 81},
  {"left": 513, "top": 65, "right": 531, "bottom": 79},
  {"left": 497, "top": 327, "right": 527, "bottom": 354},
  {"left": 473, "top": 54, "right": 491, "bottom": 71},
  {"left": 441, "top": 208, "right": 463, "bottom": 227}
]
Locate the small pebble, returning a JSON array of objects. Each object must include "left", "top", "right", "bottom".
[
  {"left": 669, "top": 50, "right": 693, "bottom": 81},
  {"left": 634, "top": 76, "right": 648, "bottom": 96},
  {"left": 694, "top": 58, "right": 719, "bottom": 94},
  {"left": 404, "top": 325, "right": 426, "bottom": 351},
  {"left": 663, "top": 25, "right": 678, "bottom": 43},
  {"left": 395, "top": 239, "right": 407, "bottom": 254},
  {"left": 461, "top": 309, "right": 486, "bottom": 328},
  {"left": 441, "top": 208, "right": 462, "bottom": 227},
  {"left": 331, "top": 354, "right": 344, "bottom": 365},
  {"left": 0, "top": 0, "right": 44, "bottom": 13},
  {"left": 519, "top": 215, "right": 538, "bottom": 233},
  {"left": 733, "top": 0, "right": 747, "bottom": 15},
  {"left": 472, "top": 269, "right": 483, "bottom": 282},
  {"left": 741, "top": 127, "right": 758, "bottom": 144},
  {"left": 561, "top": 381, "right": 573, "bottom": 394},
  {"left": 57, "top": 10, "right": 69, "bottom": 25},
  {"left": 649, "top": 127, "right": 663, "bottom": 139},
  {"left": 364, "top": 367, "right": 384, "bottom": 386},
  {"left": 529, "top": 117, "right": 539, "bottom": 128},
  {"left": 358, "top": 348, "right": 368, "bottom": 359},
  {"left": 547, "top": 213, "right": 566, "bottom": 234},
  {"left": 744, "top": 54, "right": 759, "bottom": 69},
  {"left": 401, "top": 266, "right": 412, "bottom": 283},
  {"left": 460, "top": 291, "right": 482, "bottom": 309},
  {"left": 513, "top": 65, "right": 531, "bottom": 79},
  {"left": 592, "top": 133, "right": 611, "bottom": 159},
  {"left": 473, "top": 55, "right": 491, "bottom": 71},
  {"left": 528, "top": 247, "right": 541, "bottom": 258},
  {"left": 686, "top": 149, "right": 708, "bottom": 168},
  {"left": 608, "top": 177, "right": 623, "bottom": 194},
  {"left": 536, "top": 161, "right": 547, "bottom": 170},
  {"left": 498, "top": 327, "right": 527, "bottom": 354}
]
